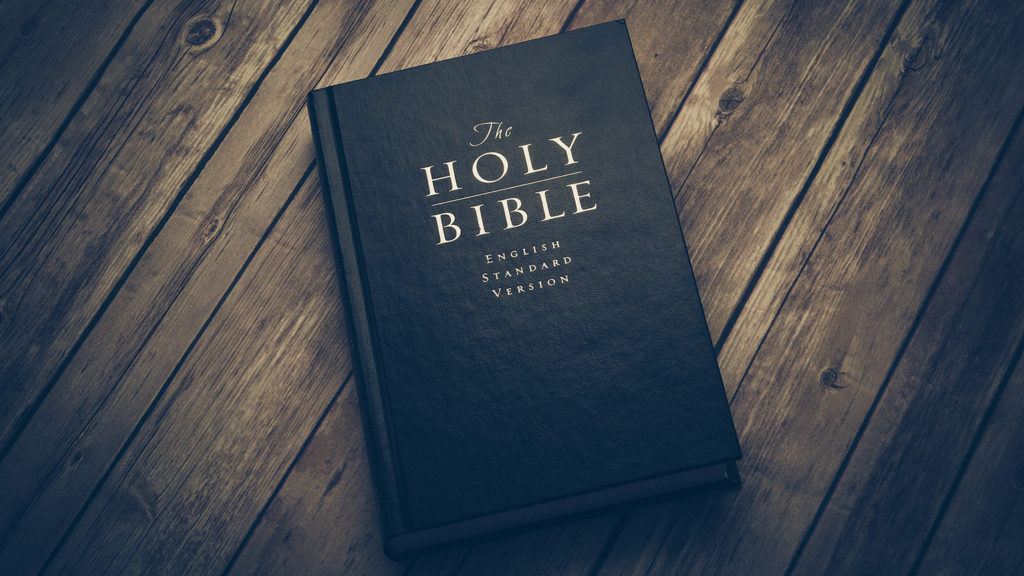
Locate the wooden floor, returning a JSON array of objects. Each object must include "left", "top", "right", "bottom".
[{"left": 1, "top": 0, "right": 1022, "bottom": 574}]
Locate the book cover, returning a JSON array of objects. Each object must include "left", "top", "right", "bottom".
[{"left": 307, "top": 20, "right": 741, "bottom": 558}]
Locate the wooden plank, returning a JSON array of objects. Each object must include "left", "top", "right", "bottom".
[
  {"left": 916, "top": 345, "right": 1024, "bottom": 575},
  {"left": 224, "top": 377, "right": 406, "bottom": 576},
  {"left": 10, "top": 1, "right": 580, "bottom": 573},
  {"left": 443, "top": 518, "right": 622, "bottom": 576},
  {"left": 593, "top": 0, "right": 1024, "bottom": 573},
  {"left": 715, "top": 0, "right": 1023, "bottom": 394},
  {"left": 376, "top": 0, "right": 576, "bottom": 72},
  {"left": 0, "top": 0, "right": 148, "bottom": 208},
  {"left": 660, "top": 0, "right": 907, "bottom": 351},
  {"left": 40, "top": 176, "right": 347, "bottom": 575},
  {"left": 789, "top": 117, "right": 1024, "bottom": 574},
  {"left": 0, "top": 0, "right": 314, "bottom": 451},
  {"left": 0, "top": 1, "right": 412, "bottom": 574},
  {"left": 567, "top": 0, "right": 741, "bottom": 137},
  {"left": 715, "top": 0, "right": 920, "bottom": 397},
  {"left": 406, "top": 550, "right": 472, "bottom": 575}
]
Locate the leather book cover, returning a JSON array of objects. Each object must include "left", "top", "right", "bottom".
[{"left": 307, "top": 20, "right": 741, "bottom": 558}]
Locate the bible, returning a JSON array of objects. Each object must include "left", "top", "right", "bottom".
[{"left": 307, "top": 20, "right": 741, "bottom": 558}]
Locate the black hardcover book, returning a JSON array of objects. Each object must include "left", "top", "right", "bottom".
[{"left": 307, "top": 21, "right": 741, "bottom": 558}]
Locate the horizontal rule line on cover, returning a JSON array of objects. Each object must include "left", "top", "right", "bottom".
[{"left": 429, "top": 171, "right": 584, "bottom": 207}]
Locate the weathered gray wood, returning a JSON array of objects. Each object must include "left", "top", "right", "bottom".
[
  {"left": 0, "top": 0, "right": 148, "bottom": 207},
  {"left": 592, "top": 499, "right": 708, "bottom": 576},
  {"left": 0, "top": 1, "right": 412, "bottom": 574},
  {"left": 568, "top": 0, "right": 740, "bottom": 137},
  {"left": 0, "top": 0, "right": 315, "bottom": 453},
  {"left": 660, "top": 0, "right": 905, "bottom": 355},
  {"left": 716, "top": 0, "right": 1024, "bottom": 395},
  {"left": 41, "top": 176, "right": 344, "bottom": 575},
  {"left": 593, "top": 0, "right": 1024, "bottom": 573},
  {"left": 14, "top": 2, "right": 577, "bottom": 569},
  {"left": 1, "top": 0, "right": 1019, "bottom": 573},
  {"left": 38, "top": 5, "right": 586, "bottom": 570},
  {"left": 715, "top": 0, "right": 928, "bottom": 397},
  {"left": 225, "top": 377, "right": 406, "bottom": 576},
  {"left": 788, "top": 118, "right": 1024, "bottom": 575},
  {"left": 916, "top": 346, "right": 1024, "bottom": 575},
  {"left": 376, "top": 0, "right": 577, "bottom": 72}
]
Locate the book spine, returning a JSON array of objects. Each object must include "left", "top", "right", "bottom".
[{"left": 307, "top": 88, "right": 406, "bottom": 541}]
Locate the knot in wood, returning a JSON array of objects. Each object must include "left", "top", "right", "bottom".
[
  {"left": 18, "top": 17, "right": 39, "bottom": 38},
  {"left": 201, "top": 216, "right": 221, "bottom": 244},
  {"left": 467, "top": 37, "right": 494, "bottom": 53},
  {"left": 717, "top": 83, "right": 746, "bottom": 118},
  {"left": 68, "top": 450, "right": 85, "bottom": 470},
  {"left": 903, "top": 36, "right": 931, "bottom": 72},
  {"left": 186, "top": 19, "right": 217, "bottom": 45},
  {"left": 820, "top": 367, "right": 844, "bottom": 389},
  {"left": 183, "top": 16, "right": 221, "bottom": 50}
]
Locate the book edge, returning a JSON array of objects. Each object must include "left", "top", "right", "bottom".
[
  {"left": 620, "top": 19, "right": 744, "bottom": 460},
  {"left": 308, "top": 90, "right": 407, "bottom": 537},
  {"left": 386, "top": 460, "right": 741, "bottom": 559},
  {"left": 308, "top": 20, "right": 628, "bottom": 97}
]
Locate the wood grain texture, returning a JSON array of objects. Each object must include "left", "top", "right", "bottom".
[
  {"left": 0, "top": 0, "right": 315, "bottom": 453},
  {"left": 225, "top": 376, "right": 406, "bottom": 576},
  {"left": 660, "top": 0, "right": 904, "bottom": 352},
  {"left": 789, "top": 116, "right": 1024, "bottom": 575},
  {"left": 378, "top": 0, "right": 577, "bottom": 73},
  {"left": 452, "top": 517, "right": 622, "bottom": 576},
  {"left": 717, "top": 0, "right": 1024, "bottom": 395},
  {"left": 593, "top": 0, "right": 1024, "bottom": 572},
  {"left": 715, "top": 0, "right": 921, "bottom": 401},
  {"left": 916, "top": 345, "right": 1024, "bottom": 575},
  {"left": 0, "top": 0, "right": 148, "bottom": 208},
  {"left": 41, "top": 175, "right": 345, "bottom": 576},
  {"left": 0, "top": 1, "right": 412, "bottom": 574},
  {"left": 0, "top": 0, "right": 1019, "bottom": 573},
  {"left": 593, "top": 499, "right": 708, "bottom": 576}
]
